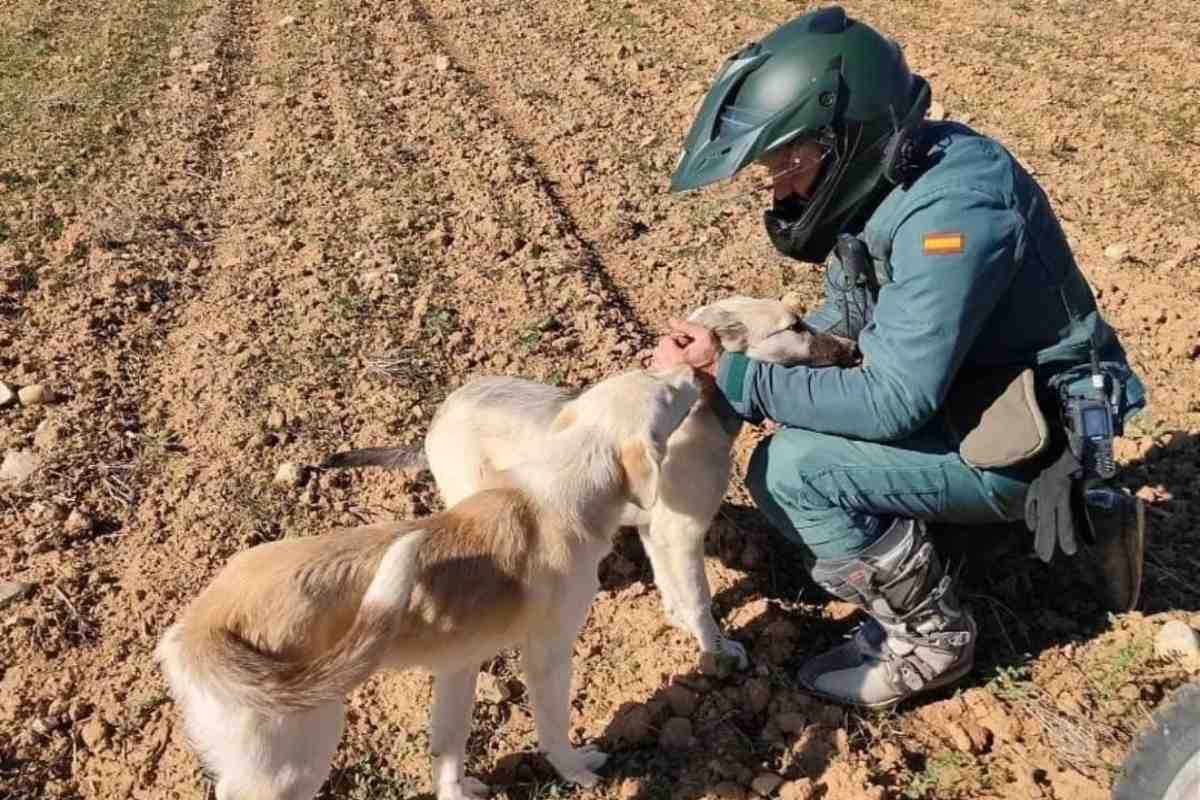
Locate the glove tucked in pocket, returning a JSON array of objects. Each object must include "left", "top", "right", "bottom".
[{"left": 944, "top": 367, "right": 1050, "bottom": 469}]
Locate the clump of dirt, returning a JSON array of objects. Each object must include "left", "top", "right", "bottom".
[{"left": 3, "top": 0, "right": 1200, "bottom": 799}]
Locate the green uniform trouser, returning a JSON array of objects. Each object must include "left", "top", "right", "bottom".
[{"left": 745, "top": 420, "right": 1036, "bottom": 560}]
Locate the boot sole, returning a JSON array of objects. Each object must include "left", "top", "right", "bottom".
[{"left": 798, "top": 653, "right": 977, "bottom": 710}]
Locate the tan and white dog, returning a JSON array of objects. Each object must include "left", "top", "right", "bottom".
[
  {"left": 155, "top": 367, "right": 702, "bottom": 800},
  {"left": 325, "top": 295, "right": 857, "bottom": 668}
]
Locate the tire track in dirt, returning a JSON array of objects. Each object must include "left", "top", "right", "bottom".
[
  {"left": 401, "top": 0, "right": 655, "bottom": 352},
  {"left": 68, "top": 1, "right": 268, "bottom": 795},
  {"left": 1, "top": 1, "right": 266, "bottom": 796}
]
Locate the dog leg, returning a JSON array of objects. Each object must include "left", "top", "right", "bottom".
[
  {"left": 521, "top": 584, "right": 607, "bottom": 787},
  {"left": 431, "top": 668, "right": 488, "bottom": 800},
  {"left": 213, "top": 703, "right": 345, "bottom": 800},
  {"left": 636, "top": 523, "right": 690, "bottom": 633},
  {"left": 647, "top": 513, "right": 749, "bottom": 669}
]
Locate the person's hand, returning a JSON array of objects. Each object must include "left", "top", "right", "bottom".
[{"left": 650, "top": 319, "right": 722, "bottom": 391}]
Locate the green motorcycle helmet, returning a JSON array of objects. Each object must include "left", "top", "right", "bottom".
[{"left": 670, "top": 6, "right": 931, "bottom": 263}]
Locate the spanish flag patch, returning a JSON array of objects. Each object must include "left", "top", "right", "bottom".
[{"left": 922, "top": 231, "right": 965, "bottom": 255}]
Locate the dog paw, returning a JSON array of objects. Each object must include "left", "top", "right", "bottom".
[
  {"left": 546, "top": 744, "right": 608, "bottom": 787},
  {"left": 717, "top": 636, "right": 749, "bottom": 670},
  {"left": 437, "top": 778, "right": 490, "bottom": 800}
]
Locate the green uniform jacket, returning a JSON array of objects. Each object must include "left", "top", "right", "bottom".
[{"left": 716, "top": 122, "right": 1146, "bottom": 441}]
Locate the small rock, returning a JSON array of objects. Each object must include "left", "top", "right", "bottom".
[
  {"left": 17, "top": 384, "right": 55, "bottom": 406},
  {"left": 928, "top": 101, "right": 947, "bottom": 121},
  {"left": 477, "top": 672, "right": 513, "bottom": 704},
  {"left": 0, "top": 382, "right": 15, "bottom": 408},
  {"left": 434, "top": 54, "right": 451, "bottom": 72},
  {"left": 80, "top": 718, "right": 111, "bottom": 750},
  {"left": 30, "top": 501, "right": 68, "bottom": 521},
  {"left": 1, "top": 450, "right": 39, "bottom": 483},
  {"left": 1104, "top": 243, "right": 1130, "bottom": 262},
  {"left": 1155, "top": 620, "right": 1200, "bottom": 660},
  {"left": 658, "top": 716, "right": 694, "bottom": 751},
  {"left": 65, "top": 509, "right": 95, "bottom": 536},
  {"left": 751, "top": 773, "right": 784, "bottom": 797},
  {"left": 610, "top": 704, "right": 654, "bottom": 745},
  {"left": 168, "top": 46, "right": 184, "bottom": 60},
  {"left": 0, "top": 581, "right": 35, "bottom": 609},
  {"left": 551, "top": 335, "right": 578, "bottom": 352},
  {"left": 663, "top": 683, "right": 700, "bottom": 717},
  {"left": 447, "top": 331, "right": 466, "bottom": 349},
  {"left": 266, "top": 408, "right": 287, "bottom": 431},
  {"left": 190, "top": 61, "right": 211, "bottom": 75},
  {"left": 779, "top": 779, "right": 816, "bottom": 800},
  {"left": 31, "top": 717, "right": 60, "bottom": 737},
  {"left": 274, "top": 462, "right": 307, "bottom": 487},
  {"left": 276, "top": 15, "right": 298, "bottom": 27},
  {"left": 945, "top": 721, "right": 974, "bottom": 753},
  {"left": 744, "top": 678, "right": 771, "bottom": 714}
]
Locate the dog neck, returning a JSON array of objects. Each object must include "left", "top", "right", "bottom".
[
  {"left": 501, "top": 428, "right": 627, "bottom": 541},
  {"left": 693, "top": 395, "right": 744, "bottom": 440}
]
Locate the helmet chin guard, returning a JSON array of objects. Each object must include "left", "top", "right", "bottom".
[{"left": 669, "top": 7, "right": 935, "bottom": 264}]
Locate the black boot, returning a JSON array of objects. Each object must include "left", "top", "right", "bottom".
[{"left": 799, "top": 519, "right": 976, "bottom": 708}]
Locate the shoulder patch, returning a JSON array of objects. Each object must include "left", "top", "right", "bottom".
[{"left": 922, "top": 231, "right": 965, "bottom": 256}]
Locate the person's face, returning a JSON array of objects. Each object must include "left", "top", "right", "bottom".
[{"left": 757, "top": 140, "right": 825, "bottom": 204}]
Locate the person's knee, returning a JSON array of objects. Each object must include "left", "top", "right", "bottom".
[
  {"left": 747, "top": 429, "right": 830, "bottom": 511},
  {"left": 746, "top": 430, "right": 889, "bottom": 560}
]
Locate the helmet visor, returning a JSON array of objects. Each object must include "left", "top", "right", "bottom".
[{"left": 695, "top": 127, "right": 836, "bottom": 209}]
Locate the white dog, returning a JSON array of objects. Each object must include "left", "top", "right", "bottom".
[
  {"left": 155, "top": 367, "right": 701, "bottom": 800},
  {"left": 325, "top": 295, "right": 857, "bottom": 668}
]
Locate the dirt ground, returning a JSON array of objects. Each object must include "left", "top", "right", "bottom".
[{"left": 3, "top": 0, "right": 1200, "bottom": 798}]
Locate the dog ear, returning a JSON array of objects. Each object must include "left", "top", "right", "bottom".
[
  {"left": 689, "top": 307, "right": 749, "bottom": 352},
  {"left": 620, "top": 438, "right": 662, "bottom": 510}
]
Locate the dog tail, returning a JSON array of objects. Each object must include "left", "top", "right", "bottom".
[
  {"left": 320, "top": 445, "right": 429, "bottom": 473},
  {"left": 156, "top": 530, "right": 428, "bottom": 717}
]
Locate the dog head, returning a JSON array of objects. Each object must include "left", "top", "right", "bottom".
[
  {"left": 688, "top": 293, "right": 856, "bottom": 367},
  {"left": 551, "top": 365, "right": 700, "bottom": 512}
]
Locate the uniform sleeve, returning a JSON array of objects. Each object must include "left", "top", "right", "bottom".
[{"left": 716, "top": 189, "right": 1023, "bottom": 440}]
